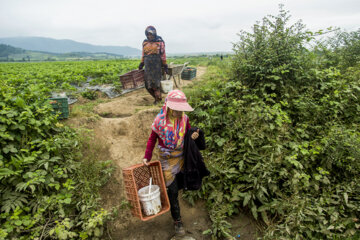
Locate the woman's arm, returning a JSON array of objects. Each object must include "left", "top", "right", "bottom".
[
  {"left": 160, "top": 41, "right": 166, "bottom": 65},
  {"left": 141, "top": 41, "right": 145, "bottom": 63},
  {"left": 144, "top": 130, "right": 158, "bottom": 161},
  {"left": 186, "top": 117, "right": 190, "bottom": 131}
]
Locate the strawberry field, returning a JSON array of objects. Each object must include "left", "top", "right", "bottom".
[
  {"left": 0, "top": 63, "right": 118, "bottom": 239},
  {"left": 0, "top": 60, "right": 139, "bottom": 93},
  {"left": 0, "top": 56, "right": 209, "bottom": 239}
]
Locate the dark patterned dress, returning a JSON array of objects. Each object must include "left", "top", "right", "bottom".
[{"left": 144, "top": 54, "right": 162, "bottom": 90}]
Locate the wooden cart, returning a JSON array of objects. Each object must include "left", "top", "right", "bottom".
[{"left": 163, "top": 62, "right": 188, "bottom": 88}]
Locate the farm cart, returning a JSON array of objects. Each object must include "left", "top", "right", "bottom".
[{"left": 163, "top": 62, "right": 189, "bottom": 88}]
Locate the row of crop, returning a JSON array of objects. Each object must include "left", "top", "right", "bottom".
[
  {"left": 0, "top": 60, "right": 139, "bottom": 93},
  {"left": 0, "top": 58, "right": 201, "bottom": 97},
  {"left": 0, "top": 72, "right": 114, "bottom": 239}
]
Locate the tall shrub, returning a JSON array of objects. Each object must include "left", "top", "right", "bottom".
[
  {"left": 185, "top": 7, "right": 360, "bottom": 240},
  {"left": 232, "top": 5, "right": 311, "bottom": 92},
  {"left": 321, "top": 29, "right": 360, "bottom": 70}
]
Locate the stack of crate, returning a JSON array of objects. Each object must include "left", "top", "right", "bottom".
[
  {"left": 181, "top": 67, "right": 197, "bottom": 80},
  {"left": 119, "top": 69, "right": 145, "bottom": 89},
  {"left": 49, "top": 97, "right": 69, "bottom": 119}
]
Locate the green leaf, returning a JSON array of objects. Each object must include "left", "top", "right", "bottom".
[
  {"left": 202, "top": 229, "right": 212, "bottom": 235},
  {"left": 15, "top": 97, "right": 26, "bottom": 108},
  {"left": 344, "top": 193, "right": 348, "bottom": 205},
  {"left": 29, "top": 185, "right": 36, "bottom": 193},
  {"left": 94, "top": 227, "right": 101, "bottom": 237},
  {"left": 243, "top": 193, "right": 251, "bottom": 207},
  {"left": 261, "top": 211, "right": 270, "bottom": 225},
  {"left": 23, "top": 219, "right": 32, "bottom": 226},
  {"left": 15, "top": 220, "right": 22, "bottom": 226},
  {"left": 251, "top": 205, "right": 258, "bottom": 220},
  {"left": 215, "top": 137, "right": 226, "bottom": 147},
  {"left": 217, "top": 192, "right": 223, "bottom": 203},
  {"left": 231, "top": 189, "right": 241, "bottom": 201},
  {"left": 3, "top": 144, "right": 18, "bottom": 154},
  {"left": 258, "top": 205, "right": 269, "bottom": 212},
  {"left": 0, "top": 168, "right": 21, "bottom": 180}
]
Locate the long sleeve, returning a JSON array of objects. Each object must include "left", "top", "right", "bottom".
[
  {"left": 144, "top": 130, "right": 158, "bottom": 161},
  {"left": 185, "top": 117, "right": 190, "bottom": 132},
  {"left": 141, "top": 41, "right": 145, "bottom": 63},
  {"left": 160, "top": 41, "right": 166, "bottom": 65}
]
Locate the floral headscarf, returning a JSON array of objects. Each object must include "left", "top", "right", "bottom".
[
  {"left": 145, "top": 26, "right": 163, "bottom": 42},
  {"left": 151, "top": 90, "right": 189, "bottom": 150}
]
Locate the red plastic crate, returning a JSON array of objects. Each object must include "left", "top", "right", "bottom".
[
  {"left": 119, "top": 69, "right": 145, "bottom": 89},
  {"left": 122, "top": 161, "right": 170, "bottom": 221}
]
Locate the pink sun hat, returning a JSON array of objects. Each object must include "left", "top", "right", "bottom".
[{"left": 166, "top": 90, "right": 194, "bottom": 112}]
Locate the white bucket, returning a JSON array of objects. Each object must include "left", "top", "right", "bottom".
[
  {"left": 138, "top": 185, "right": 162, "bottom": 216},
  {"left": 161, "top": 80, "right": 173, "bottom": 93}
]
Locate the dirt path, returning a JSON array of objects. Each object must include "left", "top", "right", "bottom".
[{"left": 67, "top": 67, "right": 258, "bottom": 240}]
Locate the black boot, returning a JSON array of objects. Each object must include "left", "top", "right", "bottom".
[{"left": 174, "top": 220, "right": 185, "bottom": 236}]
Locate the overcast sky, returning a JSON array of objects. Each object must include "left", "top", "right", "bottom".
[{"left": 0, "top": 0, "right": 359, "bottom": 53}]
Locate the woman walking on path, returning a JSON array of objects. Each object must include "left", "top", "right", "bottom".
[
  {"left": 138, "top": 26, "right": 168, "bottom": 104},
  {"left": 143, "top": 90, "right": 199, "bottom": 236}
]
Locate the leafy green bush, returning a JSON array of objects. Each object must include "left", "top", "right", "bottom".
[
  {"left": 319, "top": 29, "right": 360, "bottom": 70},
  {"left": 184, "top": 7, "right": 360, "bottom": 240},
  {"left": 231, "top": 6, "right": 311, "bottom": 91},
  {"left": 0, "top": 82, "right": 113, "bottom": 239},
  {"left": 81, "top": 90, "right": 98, "bottom": 100}
]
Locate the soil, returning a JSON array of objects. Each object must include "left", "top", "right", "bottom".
[{"left": 66, "top": 67, "right": 259, "bottom": 240}]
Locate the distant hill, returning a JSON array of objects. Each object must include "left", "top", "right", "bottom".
[
  {"left": 0, "top": 43, "right": 130, "bottom": 62},
  {"left": 0, "top": 44, "right": 26, "bottom": 57},
  {"left": 0, "top": 37, "right": 141, "bottom": 56}
]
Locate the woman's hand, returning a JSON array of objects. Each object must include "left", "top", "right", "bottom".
[
  {"left": 191, "top": 129, "right": 200, "bottom": 140},
  {"left": 143, "top": 158, "right": 150, "bottom": 166},
  {"left": 163, "top": 64, "right": 168, "bottom": 74}
]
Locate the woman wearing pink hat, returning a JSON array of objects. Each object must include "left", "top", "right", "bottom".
[{"left": 143, "top": 90, "right": 199, "bottom": 236}]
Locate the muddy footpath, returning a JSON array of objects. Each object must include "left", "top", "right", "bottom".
[{"left": 67, "top": 67, "right": 259, "bottom": 240}]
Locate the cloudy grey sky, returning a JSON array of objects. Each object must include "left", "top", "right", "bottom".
[{"left": 0, "top": 0, "right": 359, "bottom": 53}]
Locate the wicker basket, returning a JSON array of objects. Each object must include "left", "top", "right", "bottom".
[
  {"left": 122, "top": 161, "right": 170, "bottom": 221},
  {"left": 119, "top": 69, "right": 145, "bottom": 90}
]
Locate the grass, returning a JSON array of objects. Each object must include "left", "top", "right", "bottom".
[
  {"left": 76, "top": 127, "right": 114, "bottom": 198},
  {"left": 70, "top": 97, "right": 111, "bottom": 118}
]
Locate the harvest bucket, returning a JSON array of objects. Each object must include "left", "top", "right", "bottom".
[
  {"left": 138, "top": 185, "right": 162, "bottom": 216},
  {"left": 160, "top": 80, "right": 173, "bottom": 93}
]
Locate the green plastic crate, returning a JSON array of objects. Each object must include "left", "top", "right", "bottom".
[
  {"left": 49, "top": 97, "right": 69, "bottom": 119},
  {"left": 181, "top": 67, "right": 197, "bottom": 80}
]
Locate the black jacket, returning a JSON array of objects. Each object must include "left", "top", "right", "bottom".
[{"left": 183, "top": 127, "right": 210, "bottom": 190}]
